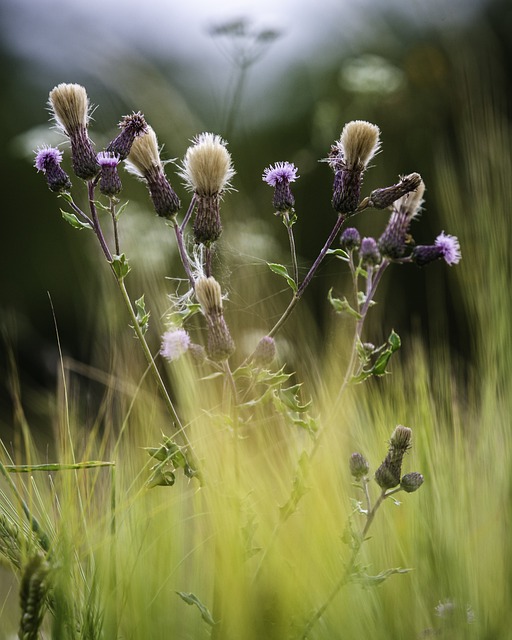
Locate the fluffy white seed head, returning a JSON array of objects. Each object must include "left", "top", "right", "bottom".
[
  {"left": 397, "top": 179, "right": 426, "bottom": 220},
  {"left": 195, "top": 276, "right": 223, "bottom": 315},
  {"left": 124, "top": 126, "right": 162, "bottom": 179},
  {"left": 179, "top": 132, "right": 235, "bottom": 195},
  {"left": 337, "top": 120, "right": 381, "bottom": 170},
  {"left": 49, "top": 83, "right": 90, "bottom": 134}
]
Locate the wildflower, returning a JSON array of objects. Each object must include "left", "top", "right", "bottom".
[
  {"left": 262, "top": 161, "right": 299, "bottom": 212},
  {"left": 411, "top": 232, "right": 461, "bottom": 267},
  {"left": 359, "top": 237, "right": 381, "bottom": 267},
  {"left": 48, "top": 83, "right": 98, "bottom": 180},
  {"left": 252, "top": 335, "right": 276, "bottom": 367},
  {"left": 328, "top": 120, "right": 380, "bottom": 215},
  {"left": 378, "top": 179, "right": 425, "bottom": 259},
  {"left": 160, "top": 328, "right": 191, "bottom": 362},
  {"left": 179, "top": 132, "right": 235, "bottom": 246},
  {"left": 349, "top": 452, "right": 370, "bottom": 480},
  {"left": 375, "top": 425, "right": 412, "bottom": 490},
  {"left": 340, "top": 227, "right": 361, "bottom": 251},
  {"left": 400, "top": 472, "right": 424, "bottom": 493},
  {"left": 367, "top": 173, "right": 422, "bottom": 209},
  {"left": 195, "top": 276, "right": 235, "bottom": 361},
  {"left": 107, "top": 111, "right": 148, "bottom": 161},
  {"left": 34, "top": 146, "right": 71, "bottom": 192},
  {"left": 97, "top": 151, "right": 122, "bottom": 196},
  {"left": 125, "top": 126, "right": 181, "bottom": 219}
]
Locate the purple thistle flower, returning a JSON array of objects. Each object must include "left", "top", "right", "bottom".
[
  {"left": 97, "top": 151, "right": 122, "bottom": 196},
  {"left": 34, "top": 145, "right": 72, "bottom": 192},
  {"left": 107, "top": 111, "right": 148, "bottom": 161},
  {"left": 340, "top": 227, "right": 361, "bottom": 251},
  {"left": 435, "top": 232, "right": 461, "bottom": 265},
  {"left": 262, "top": 161, "right": 299, "bottom": 187},
  {"left": 262, "top": 162, "right": 299, "bottom": 212},
  {"left": 359, "top": 237, "right": 381, "bottom": 267},
  {"left": 160, "top": 328, "right": 191, "bottom": 362}
]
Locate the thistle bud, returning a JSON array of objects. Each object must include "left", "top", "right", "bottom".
[
  {"left": 179, "top": 132, "right": 235, "bottom": 246},
  {"left": 195, "top": 277, "right": 235, "bottom": 361},
  {"left": 48, "top": 83, "right": 98, "bottom": 180},
  {"left": 411, "top": 232, "right": 461, "bottom": 267},
  {"left": 349, "top": 452, "right": 370, "bottom": 480},
  {"left": 34, "top": 146, "right": 71, "bottom": 192},
  {"left": 252, "top": 335, "right": 276, "bottom": 367},
  {"left": 125, "top": 126, "right": 181, "bottom": 219},
  {"left": 400, "top": 472, "right": 424, "bottom": 493},
  {"left": 97, "top": 151, "right": 122, "bottom": 196},
  {"left": 107, "top": 111, "right": 148, "bottom": 161},
  {"left": 359, "top": 237, "right": 381, "bottom": 267},
  {"left": 375, "top": 425, "right": 412, "bottom": 490},
  {"left": 188, "top": 343, "right": 207, "bottom": 365},
  {"left": 368, "top": 173, "right": 422, "bottom": 209},
  {"left": 378, "top": 179, "right": 425, "bottom": 259},
  {"left": 340, "top": 227, "right": 361, "bottom": 251},
  {"left": 328, "top": 121, "right": 380, "bottom": 215},
  {"left": 262, "top": 161, "right": 299, "bottom": 212}
]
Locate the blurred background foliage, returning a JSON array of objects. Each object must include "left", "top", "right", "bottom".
[{"left": 0, "top": 0, "right": 510, "bottom": 435}]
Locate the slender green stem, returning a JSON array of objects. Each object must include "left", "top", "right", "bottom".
[
  {"left": 113, "top": 275, "right": 195, "bottom": 455},
  {"left": 283, "top": 211, "right": 299, "bottom": 286},
  {"left": 110, "top": 199, "right": 121, "bottom": 255},
  {"left": 172, "top": 220, "right": 195, "bottom": 287}
]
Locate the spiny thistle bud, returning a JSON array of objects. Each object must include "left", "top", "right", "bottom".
[
  {"left": 262, "top": 161, "right": 299, "bottom": 212},
  {"left": 188, "top": 342, "right": 207, "bottom": 365},
  {"left": 411, "top": 232, "right": 461, "bottom": 267},
  {"left": 48, "top": 83, "right": 98, "bottom": 180},
  {"left": 359, "top": 237, "right": 381, "bottom": 267},
  {"left": 328, "top": 120, "right": 380, "bottom": 215},
  {"left": 97, "top": 151, "right": 122, "bottom": 196},
  {"left": 34, "top": 146, "right": 71, "bottom": 192},
  {"left": 349, "top": 452, "right": 370, "bottom": 480},
  {"left": 400, "top": 472, "right": 424, "bottom": 493},
  {"left": 378, "top": 179, "right": 426, "bottom": 259},
  {"left": 375, "top": 425, "right": 412, "bottom": 490},
  {"left": 252, "top": 335, "right": 276, "bottom": 368},
  {"left": 368, "top": 173, "right": 422, "bottom": 209},
  {"left": 179, "top": 132, "right": 235, "bottom": 246},
  {"left": 160, "top": 328, "right": 191, "bottom": 362},
  {"left": 107, "top": 111, "right": 148, "bottom": 161},
  {"left": 340, "top": 227, "right": 361, "bottom": 251},
  {"left": 18, "top": 554, "right": 50, "bottom": 640},
  {"left": 125, "top": 126, "right": 181, "bottom": 219},
  {"left": 195, "top": 276, "right": 235, "bottom": 361}
]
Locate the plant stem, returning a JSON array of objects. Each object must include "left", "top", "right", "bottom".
[
  {"left": 268, "top": 214, "right": 346, "bottom": 338},
  {"left": 172, "top": 221, "right": 195, "bottom": 287},
  {"left": 283, "top": 211, "right": 299, "bottom": 286}
]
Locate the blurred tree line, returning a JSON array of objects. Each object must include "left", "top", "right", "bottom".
[{"left": 0, "top": 0, "right": 510, "bottom": 433}]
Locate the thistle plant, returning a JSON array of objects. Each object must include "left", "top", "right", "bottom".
[{"left": 11, "top": 81, "right": 463, "bottom": 638}]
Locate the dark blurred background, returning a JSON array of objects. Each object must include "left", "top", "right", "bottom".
[{"left": 0, "top": 0, "right": 510, "bottom": 436}]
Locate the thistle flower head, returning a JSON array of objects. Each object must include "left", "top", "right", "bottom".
[
  {"left": 124, "top": 125, "right": 162, "bottom": 179},
  {"left": 97, "top": 151, "right": 120, "bottom": 168},
  {"left": 48, "top": 83, "right": 91, "bottom": 134},
  {"left": 252, "top": 335, "right": 276, "bottom": 367},
  {"left": 435, "top": 232, "right": 461, "bottom": 265},
  {"left": 97, "top": 151, "right": 122, "bottom": 196},
  {"left": 330, "top": 120, "right": 381, "bottom": 171},
  {"left": 340, "top": 227, "right": 361, "bottom": 251},
  {"left": 160, "top": 329, "right": 191, "bottom": 362},
  {"left": 107, "top": 111, "right": 148, "bottom": 161},
  {"left": 400, "top": 472, "right": 424, "bottom": 493},
  {"left": 195, "top": 276, "right": 223, "bottom": 315},
  {"left": 375, "top": 425, "right": 413, "bottom": 490},
  {"left": 34, "top": 145, "right": 72, "bottom": 192},
  {"left": 349, "top": 452, "right": 370, "bottom": 480},
  {"left": 368, "top": 173, "right": 422, "bottom": 210},
  {"left": 390, "top": 425, "right": 412, "bottom": 451},
  {"left": 359, "top": 237, "right": 381, "bottom": 267},
  {"left": 262, "top": 161, "right": 299, "bottom": 187},
  {"left": 179, "top": 132, "right": 235, "bottom": 195}
]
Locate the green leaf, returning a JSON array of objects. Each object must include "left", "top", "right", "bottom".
[
  {"left": 351, "top": 567, "right": 412, "bottom": 588},
  {"left": 176, "top": 592, "right": 215, "bottom": 626},
  {"left": 279, "top": 452, "right": 311, "bottom": 521},
  {"left": 111, "top": 253, "right": 131, "bottom": 280},
  {"left": 326, "top": 248, "right": 350, "bottom": 261},
  {"left": 135, "top": 295, "right": 150, "bottom": 335},
  {"left": 328, "top": 288, "right": 361, "bottom": 319},
  {"left": 267, "top": 262, "right": 297, "bottom": 293},
  {"left": 60, "top": 210, "right": 93, "bottom": 230},
  {"left": 372, "top": 330, "right": 401, "bottom": 376}
]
